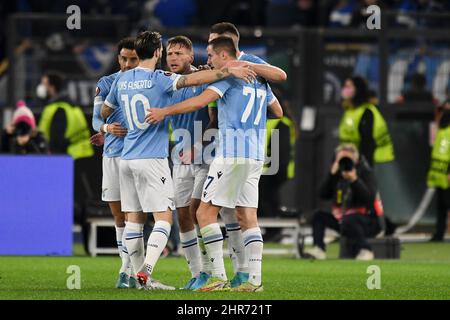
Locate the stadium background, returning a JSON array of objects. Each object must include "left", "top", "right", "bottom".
[{"left": 0, "top": 0, "right": 450, "bottom": 300}]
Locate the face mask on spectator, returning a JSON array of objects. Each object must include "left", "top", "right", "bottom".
[
  {"left": 36, "top": 83, "right": 48, "bottom": 99},
  {"left": 341, "top": 87, "right": 355, "bottom": 100}
]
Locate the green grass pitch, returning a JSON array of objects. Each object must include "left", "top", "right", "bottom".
[{"left": 0, "top": 242, "right": 449, "bottom": 300}]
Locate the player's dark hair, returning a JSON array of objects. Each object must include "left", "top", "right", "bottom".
[
  {"left": 135, "top": 31, "right": 162, "bottom": 60},
  {"left": 210, "top": 22, "right": 240, "bottom": 40},
  {"left": 209, "top": 36, "right": 237, "bottom": 58},
  {"left": 45, "top": 72, "right": 65, "bottom": 93},
  {"left": 117, "top": 37, "right": 136, "bottom": 55},
  {"left": 167, "top": 35, "right": 193, "bottom": 52}
]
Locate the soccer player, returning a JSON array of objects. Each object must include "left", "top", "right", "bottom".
[
  {"left": 91, "top": 37, "right": 139, "bottom": 289},
  {"left": 165, "top": 35, "right": 214, "bottom": 290},
  {"left": 165, "top": 35, "right": 249, "bottom": 290},
  {"left": 100, "top": 31, "right": 256, "bottom": 290},
  {"left": 206, "top": 22, "right": 289, "bottom": 286},
  {"left": 146, "top": 37, "right": 283, "bottom": 292},
  {"left": 208, "top": 22, "right": 287, "bottom": 82}
]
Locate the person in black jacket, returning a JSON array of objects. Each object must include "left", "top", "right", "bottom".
[
  {"left": 305, "top": 143, "right": 381, "bottom": 261},
  {"left": 1, "top": 100, "right": 48, "bottom": 155}
]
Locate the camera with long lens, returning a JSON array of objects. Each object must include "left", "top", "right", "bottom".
[{"left": 338, "top": 156, "right": 354, "bottom": 172}]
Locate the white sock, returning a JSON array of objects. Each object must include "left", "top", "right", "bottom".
[
  {"left": 180, "top": 229, "right": 202, "bottom": 278},
  {"left": 195, "top": 224, "right": 211, "bottom": 274},
  {"left": 143, "top": 220, "right": 171, "bottom": 275},
  {"left": 118, "top": 226, "right": 131, "bottom": 274},
  {"left": 220, "top": 207, "right": 247, "bottom": 274},
  {"left": 201, "top": 223, "right": 227, "bottom": 280},
  {"left": 243, "top": 227, "right": 263, "bottom": 286},
  {"left": 125, "top": 222, "right": 145, "bottom": 277},
  {"left": 115, "top": 226, "right": 125, "bottom": 258}
]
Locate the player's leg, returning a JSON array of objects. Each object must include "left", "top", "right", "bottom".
[
  {"left": 102, "top": 156, "right": 131, "bottom": 288},
  {"left": 195, "top": 158, "right": 245, "bottom": 292},
  {"left": 219, "top": 207, "right": 247, "bottom": 279},
  {"left": 234, "top": 207, "right": 263, "bottom": 292},
  {"left": 119, "top": 160, "right": 146, "bottom": 280},
  {"left": 189, "top": 164, "right": 213, "bottom": 282},
  {"left": 173, "top": 164, "right": 202, "bottom": 288},
  {"left": 195, "top": 201, "right": 228, "bottom": 291},
  {"left": 135, "top": 158, "right": 176, "bottom": 290},
  {"left": 189, "top": 197, "right": 213, "bottom": 290},
  {"left": 137, "top": 210, "right": 175, "bottom": 290},
  {"left": 108, "top": 201, "right": 130, "bottom": 288},
  {"left": 231, "top": 159, "right": 264, "bottom": 292}
]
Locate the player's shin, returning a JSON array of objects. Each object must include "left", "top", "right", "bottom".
[
  {"left": 243, "top": 227, "right": 263, "bottom": 286},
  {"left": 124, "top": 221, "right": 145, "bottom": 277},
  {"left": 142, "top": 220, "right": 171, "bottom": 276},
  {"left": 180, "top": 229, "right": 202, "bottom": 277},
  {"left": 201, "top": 223, "right": 227, "bottom": 280},
  {"left": 195, "top": 224, "right": 212, "bottom": 274},
  {"left": 220, "top": 207, "right": 248, "bottom": 274}
]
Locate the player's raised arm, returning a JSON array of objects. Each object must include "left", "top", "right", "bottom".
[
  {"left": 225, "top": 60, "right": 287, "bottom": 82},
  {"left": 145, "top": 89, "right": 220, "bottom": 124},
  {"left": 175, "top": 66, "right": 256, "bottom": 90},
  {"left": 268, "top": 98, "right": 283, "bottom": 119}
]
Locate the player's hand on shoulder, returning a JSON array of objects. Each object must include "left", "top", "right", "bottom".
[
  {"left": 225, "top": 64, "right": 256, "bottom": 83},
  {"left": 90, "top": 132, "right": 105, "bottom": 146},
  {"left": 224, "top": 60, "right": 250, "bottom": 68},
  {"left": 145, "top": 108, "right": 166, "bottom": 124},
  {"left": 107, "top": 122, "right": 128, "bottom": 137}
]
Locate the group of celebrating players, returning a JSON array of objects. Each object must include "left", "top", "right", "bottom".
[{"left": 91, "top": 22, "right": 287, "bottom": 292}]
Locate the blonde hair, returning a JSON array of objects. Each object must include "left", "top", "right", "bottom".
[{"left": 335, "top": 143, "right": 359, "bottom": 159}]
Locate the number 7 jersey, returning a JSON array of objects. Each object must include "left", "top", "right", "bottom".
[
  {"left": 105, "top": 67, "right": 181, "bottom": 160},
  {"left": 207, "top": 77, "right": 276, "bottom": 161}
]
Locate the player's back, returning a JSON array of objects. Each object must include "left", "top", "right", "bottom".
[
  {"left": 208, "top": 77, "right": 274, "bottom": 161},
  {"left": 106, "top": 67, "right": 180, "bottom": 160}
]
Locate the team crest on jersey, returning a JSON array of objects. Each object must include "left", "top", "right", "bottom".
[
  {"left": 217, "top": 171, "right": 223, "bottom": 179},
  {"left": 161, "top": 177, "right": 166, "bottom": 184}
]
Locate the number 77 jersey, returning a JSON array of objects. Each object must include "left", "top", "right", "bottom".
[
  {"left": 207, "top": 77, "right": 276, "bottom": 161},
  {"left": 105, "top": 67, "right": 181, "bottom": 160}
]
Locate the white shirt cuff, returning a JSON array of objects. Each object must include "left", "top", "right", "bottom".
[{"left": 207, "top": 86, "right": 224, "bottom": 98}]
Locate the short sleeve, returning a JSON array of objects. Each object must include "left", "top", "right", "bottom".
[
  {"left": 207, "top": 79, "right": 232, "bottom": 98},
  {"left": 105, "top": 78, "right": 119, "bottom": 109},
  {"left": 266, "top": 84, "right": 277, "bottom": 105},
  {"left": 154, "top": 70, "right": 182, "bottom": 94},
  {"left": 96, "top": 77, "right": 110, "bottom": 101}
]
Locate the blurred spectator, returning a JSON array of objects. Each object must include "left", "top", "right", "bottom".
[
  {"left": 37, "top": 72, "right": 93, "bottom": 158},
  {"left": 305, "top": 143, "right": 381, "bottom": 260},
  {"left": 396, "top": 72, "right": 438, "bottom": 105},
  {"left": 37, "top": 71, "right": 94, "bottom": 226},
  {"left": 328, "top": 0, "right": 357, "bottom": 28},
  {"left": 396, "top": 0, "right": 446, "bottom": 28},
  {"left": 1, "top": 100, "right": 48, "bottom": 154},
  {"left": 427, "top": 100, "right": 450, "bottom": 242},
  {"left": 259, "top": 86, "right": 299, "bottom": 222},
  {"left": 339, "top": 75, "right": 395, "bottom": 167}
]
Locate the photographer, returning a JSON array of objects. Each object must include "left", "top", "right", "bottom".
[{"left": 305, "top": 144, "right": 381, "bottom": 261}]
